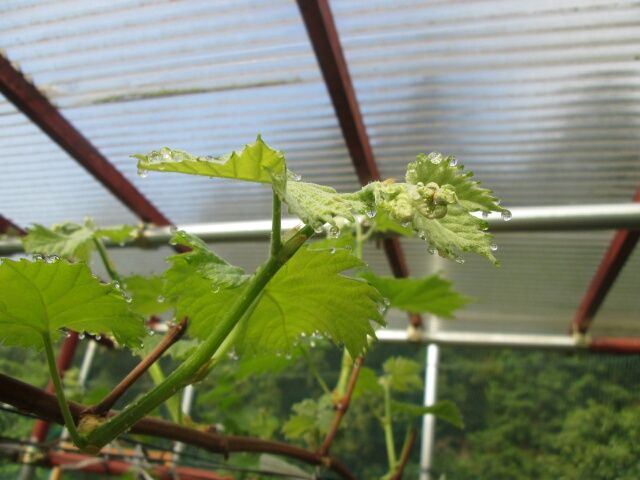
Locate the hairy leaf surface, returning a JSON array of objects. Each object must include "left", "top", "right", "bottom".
[
  {"left": 406, "top": 153, "right": 505, "bottom": 214},
  {"left": 360, "top": 271, "right": 469, "bottom": 318},
  {"left": 0, "top": 259, "right": 144, "bottom": 348},
  {"left": 281, "top": 180, "right": 367, "bottom": 230}
]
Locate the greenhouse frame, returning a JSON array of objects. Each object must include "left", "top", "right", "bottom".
[{"left": 1, "top": 1, "right": 639, "bottom": 479}]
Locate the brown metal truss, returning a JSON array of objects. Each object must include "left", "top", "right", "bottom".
[
  {"left": 0, "top": 54, "right": 171, "bottom": 226},
  {"left": 296, "top": 0, "right": 421, "bottom": 327},
  {"left": 571, "top": 188, "right": 640, "bottom": 334}
]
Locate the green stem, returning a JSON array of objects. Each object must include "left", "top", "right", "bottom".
[
  {"left": 86, "top": 225, "right": 314, "bottom": 449},
  {"left": 354, "top": 218, "right": 364, "bottom": 260},
  {"left": 148, "top": 363, "right": 182, "bottom": 424},
  {"left": 334, "top": 350, "right": 353, "bottom": 397},
  {"left": 382, "top": 382, "right": 397, "bottom": 471},
  {"left": 270, "top": 190, "right": 282, "bottom": 256},
  {"left": 93, "top": 238, "right": 121, "bottom": 283},
  {"left": 42, "top": 332, "right": 86, "bottom": 448}
]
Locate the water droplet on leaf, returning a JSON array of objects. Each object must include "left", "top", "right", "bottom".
[
  {"left": 490, "top": 243, "right": 498, "bottom": 251},
  {"left": 501, "top": 210, "right": 512, "bottom": 222},
  {"left": 137, "top": 168, "right": 148, "bottom": 178}
]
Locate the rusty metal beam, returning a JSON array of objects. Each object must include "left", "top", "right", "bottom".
[
  {"left": 296, "top": 0, "right": 418, "bottom": 325},
  {"left": 571, "top": 188, "right": 640, "bottom": 334},
  {"left": 0, "top": 214, "right": 25, "bottom": 235},
  {"left": 47, "top": 451, "right": 232, "bottom": 479},
  {"left": 0, "top": 54, "right": 171, "bottom": 226}
]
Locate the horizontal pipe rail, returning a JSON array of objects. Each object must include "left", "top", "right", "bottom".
[
  {"left": 1, "top": 203, "right": 639, "bottom": 255},
  {"left": 377, "top": 329, "right": 640, "bottom": 353}
]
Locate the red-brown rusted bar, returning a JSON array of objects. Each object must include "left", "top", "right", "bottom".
[
  {"left": 30, "top": 333, "right": 80, "bottom": 442},
  {"left": 589, "top": 336, "right": 640, "bottom": 354},
  {"left": 571, "top": 188, "right": 640, "bottom": 334},
  {"left": 47, "top": 451, "right": 232, "bottom": 479},
  {"left": 0, "top": 54, "right": 171, "bottom": 226},
  {"left": 0, "top": 214, "right": 26, "bottom": 235},
  {"left": 296, "top": 0, "right": 418, "bottom": 325}
]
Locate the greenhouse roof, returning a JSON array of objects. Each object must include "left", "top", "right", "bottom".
[{"left": 1, "top": 0, "right": 639, "bottom": 339}]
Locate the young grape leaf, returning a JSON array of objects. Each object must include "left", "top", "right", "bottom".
[
  {"left": 165, "top": 230, "right": 248, "bottom": 294},
  {"left": 414, "top": 204, "right": 498, "bottom": 264},
  {"left": 382, "top": 357, "right": 423, "bottom": 393},
  {"left": 352, "top": 366, "right": 384, "bottom": 400},
  {"left": 0, "top": 258, "right": 145, "bottom": 349},
  {"left": 133, "top": 135, "right": 286, "bottom": 187},
  {"left": 282, "top": 395, "right": 335, "bottom": 448},
  {"left": 280, "top": 180, "right": 368, "bottom": 230},
  {"left": 235, "top": 247, "right": 385, "bottom": 358},
  {"left": 165, "top": 234, "right": 384, "bottom": 358},
  {"left": 355, "top": 152, "right": 506, "bottom": 264},
  {"left": 22, "top": 221, "right": 137, "bottom": 262},
  {"left": 406, "top": 153, "right": 505, "bottom": 214},
  {"left": 391, "top": 400, "right": 464, "bottom": 428},
  {"left": 123, "top": 275, "right": 172, "bottom": 316},
  {"left": 360, "top": 271, "right": 470, "bottom": 318}
]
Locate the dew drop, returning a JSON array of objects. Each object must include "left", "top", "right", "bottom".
[
  {"left": 430, "top": 154, "right": 442, "bottom": 165},
  {"left": 501, "top": 210, "right": 512, "bottom": 222},
  {"left": 113, "top": 281, "right": 121, "bottom": 290},
  {"left": 48, "top": 255, "right": 60, "bottom": 263},
  {"left": 329, "top": 248, "right": 336, "bottom": 254},
  {"left": 366, "top": 209, "right": 376, "bottom": 218},
  {"left": 314, "top": 225, "right": 324, "bottom": 234},
  {"left": 490, "top": 243, "right": 498, "bottom": 251},
  {"left": 428, "top": 247, "right": 437, "bottom": 255},
  {"left": 482, "top": 211, "right": 489, "bottom": 219},
  {"left": 450, "top": 157, "right": 458, "bottom": 167},
  {"left": 79, "top": 332, "right": 86, "bottom": 340},
  {"left": 328, "top": 226, "right": 340, "bottom": 238},
  {"left": 161, "top": 150, "right": 171, "bottom": 161},
  {"left": 157, "top": 295, "right": 165, "bottom": 303},
  {"left": 455, "top": 257, "right": 465, "bottom": 264},
  {"left": 137, "top": 168, "right": 148, "bottom": 178},
  {"left": 33, "top": 253, "right": 44, "bottom": 262},
  {"left": 95, "top": 334, "right": 102, "bottom": 341},
  {"left": 212, "top": 286, "right": 221, "bottom": 294},
  {"left": 292, "top": 173, "right": 302, "bottom": 181},
  {"left": 148, "top": 329, "right": 155, "bottom": 336},
  {"left": 139, "top": 342, "right": 145, "bottom": 349}
]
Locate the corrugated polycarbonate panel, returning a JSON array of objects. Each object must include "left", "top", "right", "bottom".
[
  {"left": 382, "top": 232, "right": 640, "bottom": 335},
  {"left": 333, "top": 0, "right": 640, "bottom": 206},
  {"left": 0, "top": 98, "right": 138, "bottom": 226},
  {"left": 0, "top": 0, "right": 359, "bottom": 225}
]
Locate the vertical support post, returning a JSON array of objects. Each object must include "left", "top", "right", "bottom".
[
  {"left": 420, "top": 344, "right": 440, "bottom": 480},
  {"left": 172, "top": 384, "right": 196, "bottom": 462}
]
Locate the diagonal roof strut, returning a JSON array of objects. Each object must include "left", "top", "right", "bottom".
[
  {"left": 0, "top": 54, "right": 171, "bottom": 226},
  {"left": 0, "top": 214, "right": 25, "bottom": 235},
  {"left": 296, "top": 0, "right": 420, "bottom": 326},
  {"left": 571, "top": 188, "right": 640, "bottom": 334}
]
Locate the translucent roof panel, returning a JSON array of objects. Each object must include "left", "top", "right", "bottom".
[
  {"left": 0, "top": 0, "right": 360, "bottom": 225},
  {"left": 0, "top": 98, "right": 137, "bottom": 226},
  {"left": 333, "top": 0, "right": 640, "bottom": 206}
]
